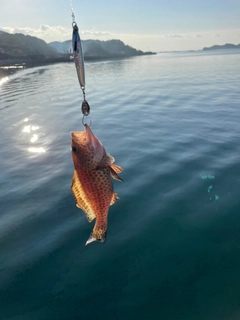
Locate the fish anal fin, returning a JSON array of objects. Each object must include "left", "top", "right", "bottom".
[
  {"left": 71, "top": 170, "right": 96, "bottom": 222},
  {"left": 110, "top": 192, "right": 120, "bottom": 206}
]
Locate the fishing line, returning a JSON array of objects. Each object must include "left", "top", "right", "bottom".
[
  {"left": 70, "top": 0, "right": 74, "bottom": 13},
  {"left": 70, "top": 0, "right": 75, "bottom": 24}
]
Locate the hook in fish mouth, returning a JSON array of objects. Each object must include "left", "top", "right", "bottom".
[{"left": 82, "top": 116, "right": 92, "bottom": 128}]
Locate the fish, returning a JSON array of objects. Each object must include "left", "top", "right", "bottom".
[{"left": 71, "top": 124, "right": 123, "bottom": 245}]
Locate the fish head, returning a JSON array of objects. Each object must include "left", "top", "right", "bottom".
[{"left": 71, "top": 124, "right": 105, "bottom": 169}]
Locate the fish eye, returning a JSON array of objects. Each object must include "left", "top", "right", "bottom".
[{"left": 72, "top": 146, "right": 77, "bottom": 152}]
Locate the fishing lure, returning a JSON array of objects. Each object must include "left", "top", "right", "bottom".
[{"left": 71, "top": 7, "right": 90, "bottom": 117}]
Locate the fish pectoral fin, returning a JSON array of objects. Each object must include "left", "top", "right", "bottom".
[
  {"left": 109, "top": 166, "right": 123, "bottom": 182},
  {"left": 107, "top": 153, "right": 115, "bottom": 163},
  {"left": 110, "top": 192, "right": 120, "bottom": 206},
  {"left": 97, "top": 155, "right": 123, "bottom": 181},
  {"left": 71, "top": 170, "right": 96, "bottom": 222},
  {"left": 97, "top": 153, "right": 115, "bottom": 169},
  {"left": 110, "top": 163, "right": 123, "bottom": 174}
]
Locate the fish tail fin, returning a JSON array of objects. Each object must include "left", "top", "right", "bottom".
[{"left": 85, "top": 229, "right": 107, "bottom": 246}]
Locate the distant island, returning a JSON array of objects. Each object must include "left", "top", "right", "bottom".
[
  {"left": 0, "top": 30, "right": 156, "bottom": 72},
  {"left": 49, "top": 39, "right": 155, "bottom": 60},
  {"left": 203, "top": 43, "right": 240, "bottom": 51}
]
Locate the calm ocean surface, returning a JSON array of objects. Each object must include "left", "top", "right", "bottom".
[{"left": 1, "top": 50, "right": 240, "bottom": 320}]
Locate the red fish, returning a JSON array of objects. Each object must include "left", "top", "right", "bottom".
[{"left": 71, "top": 124, "right": 123, "bottom": 245}]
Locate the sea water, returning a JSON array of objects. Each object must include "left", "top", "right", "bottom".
[{"left": 1, "top": 50, "right": 240, "bottom": 320}]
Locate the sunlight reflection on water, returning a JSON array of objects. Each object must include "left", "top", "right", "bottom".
[
  {"left": 21, "top": 118, "right": 44, "bottom": 153},
  {"left": 30, "top": 134, "right": 38, "bottom": 143},
  {"left": 28, "top": 147, "right": 46, "bottom": 153},
  {"left": 0, "top": 76, "right": 9, "bottom": 86}
]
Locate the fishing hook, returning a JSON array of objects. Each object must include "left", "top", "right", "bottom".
[{"left": 82, "top": 115, "right": 92, "bottom": 127}]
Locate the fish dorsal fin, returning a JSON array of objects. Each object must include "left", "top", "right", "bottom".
[
  {"left": 109, "top": 166, "right": 123, "bottom": 182},
  {"left": 110, "top": 192, "right": 119, "bottom": 206},
  {"left": 71, "top": 170, "right": 96, "bottom": 222}
]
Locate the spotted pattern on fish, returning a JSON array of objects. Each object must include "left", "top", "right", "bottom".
[{"left": 71, "top": 125, "right": 123, "bottom": 245}]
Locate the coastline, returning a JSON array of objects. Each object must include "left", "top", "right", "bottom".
[
  {"left": 0, "top": 52, "right": 156, "bottom": 81},
  {"left": 0, "top": 66, "right": 27, "bottom": 81}
]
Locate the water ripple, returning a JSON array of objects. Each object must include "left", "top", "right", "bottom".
[{"left": 1, "top": 51, "right": 240, "bottom": 319}]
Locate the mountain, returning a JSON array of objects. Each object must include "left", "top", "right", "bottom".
[
  {"left": 0, "top": 31, "right": 155, "bottom": 68},
  {"left": 0, "top": 31, "right": 58, "bottom": 59},
  {"left": 49, "top": 39, "right": 155, "bottom": 58},
  {"left": 203, "top": 43, "right": 240, "bottom": 51},
  {"left": 48, "top": 40, "right": 72, "bottom": 54}
]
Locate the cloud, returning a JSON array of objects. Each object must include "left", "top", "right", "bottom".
[
  {"left": 81, "top": 29, "right": 114, "bottom": 37},
  {"left": 214, "top": 33, "right": 221, "bottom": 38},
  {"left": 40, "top": 25, "right": 49, "bottom": 31},
  {"left": 0, "top": 25, "right": 71, "bottom": 41},
  {"left": 0, "top": 25, "right": 116, "bottom": 43},
  {"left": 0, "top": 26, "right": 14, "bottom": 34},
  {"left": 195, "top": 34, "right": 203, "bottom": 38},
  {"left": 164, "top": 34, "right": 184, "bottom": 38}
]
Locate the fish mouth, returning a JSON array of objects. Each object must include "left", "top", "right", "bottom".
[
  {"left": 71, "top": 125, "right": 105, "bottom": 163},
  {"left": 71, "top": 125, "right": 93, "bottom": 143},
  {"left": 84, "top": 125, "right": 105, "bottom": 160},
  {"left": 84, "top": 124, "right": 94, "bottom": 142}
]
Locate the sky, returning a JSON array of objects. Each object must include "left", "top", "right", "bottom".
[{"left": 0, "top": 0, "right": 240, "bottom": 51}]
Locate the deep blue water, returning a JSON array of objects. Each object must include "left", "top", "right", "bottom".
[{"left": 1, "top": 50, "right": 240, "bottom": 320}]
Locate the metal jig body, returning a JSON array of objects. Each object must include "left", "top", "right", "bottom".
[{"left": 71, "top": 8, "right": 90, "bottom": 120}]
